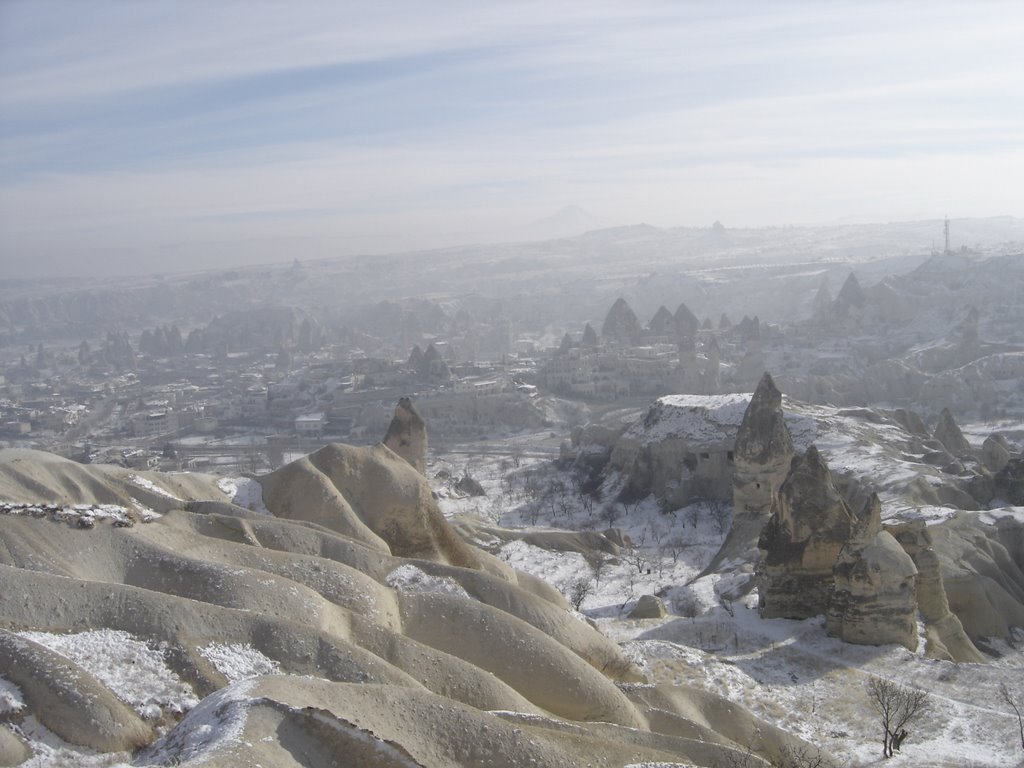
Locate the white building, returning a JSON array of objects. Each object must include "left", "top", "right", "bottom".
[{"left": 295, "top": 412, "right": 326, "bottom": 437}]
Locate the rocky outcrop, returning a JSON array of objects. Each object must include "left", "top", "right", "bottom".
[
  {"left": 629, "top": 594, "right": 668, "bottom": 619},
  {"left": 601, "top": 298, "right": 642, "bottom": 344},
  {"left": 827, "top": 495, "right": 918, "bottom": 651},
  {"left": 0, "top": 442, "right": 826, "bottom": 767},
  {"left": 886, "top": 521, "right": 985, "bottom": 662},
  {"left": 674, "top": 302, "right": 700, "bottom": 338},
  {"left": 933, "top": 407, "right": 974, "bottom": 459},
  {"left": 709, "top": 373, "right": 794, "bottom": 582},
  {"left": 419, "top": 342, "right": 452, "bottom": 381},
  {"left": 608, "top": 394, "right": 743, "bottom": 510},
  {"left": 981, "top": 433, "right": 1011, "bottom": 473},
  {"left": 833, "top": 273, "right": 866, "bottom": 317},
  {"left": 925, "top": 513, "right": 1024, "bottom": 645},
  {"left": 757, "top": 446, "right": 855, "bottom": 619},
  {"left": 648, "top": 305, "right": 675, "bottom": 336},
  {"left": 383, "top": 397, "right": 428, "bottom": 474}
]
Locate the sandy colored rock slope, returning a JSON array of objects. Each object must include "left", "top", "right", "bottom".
[{"left": 0, "top": 445, "right": 825, "bottom": 766}]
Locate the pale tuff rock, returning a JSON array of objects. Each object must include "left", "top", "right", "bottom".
[
  {"left": 609, "top": 395, "right": 738, "bottom": 511},
  {"left": 601, "top": 297, "right": 642, "bottom": 344},
  {"left": 734, "top": 373, "right": 793, "bottom": 471},
  {"left": 834, "top": 272, "right": 866, "bottom": 315},
  {"left": 933, "top": 407, "right": 974, "bottom": 459},
  {"left": 648, "top": 305, "right": 675, "bottom": 336},
  {"left": 827, "top": 494, "right": 919, "bottom": 651},
  {"left": 889, "top": 408, "right": 930, "bottom": 438},
  {"left": 705, "top": 373, "right": 794, "bottom": 582},
  {"left": 886, "top": 521, "right": 985, "bottom": 662},
  {"left": 419, "top": 342, "right": 452, "bottom": 381},
  {"left": 0, "top": 630, "right": 153, "bottom": 752},
  {"left": 757, "top": 446, "right": 855, "bottom": 620},
  {"left": 981, "top": 433, "right": 1011, "bottom": 473},
  {"left": 628, "top": 594, "right": 669, "bottom": 619},
  {"left": 383, "top": 397, "right": 428, "bottom": 475},
  {"left": 673, "top": 301, "right": 700, "bottom": 339},
  {"left": 732, "top": 372, "right": 793, "bottom": 519},
  {"left": 0, "top": 725, "right": 30, "bottom": 766}
]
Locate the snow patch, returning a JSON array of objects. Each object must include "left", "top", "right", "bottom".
[
  {"left": 0, "top": 676, "right": 24, "bottom": 715},
  {"left": 128, "top": 474, "right": 182, "bottom": 501},
  {"left": 217, "top": 477, "right": 270, "bottom": 514},
  {"left": 385, "top": 564, "right": 469, "bottom": 599},
  {"left": 18, "top": 629, "right": 198, "bottom": 718},
  {"left": 197, "top": 643, "right": 280, "bottom": 683}
]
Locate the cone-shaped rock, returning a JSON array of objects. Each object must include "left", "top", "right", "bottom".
[
  {"left": 648, "top": 305, "right": 675, "bottom": 336},
  {"left": 673, "top": 302, "right": 700, "bottom": 338},
  {"left": 700, "top": 372, "right": 793, "bottom": 585},
  {"left": 982, "top": 433, "right": 1011, "bottom": 473},
  {"left": 383, "top": 397, "right": 429, "bottom": 475},
  {"left": 834, "top": 273, "right": 865, "bottom": 314},
  {"left": 757, "top": 446, "right": 855, "bottom": 619},
  {"left": 933, "top": 407, "right": 973, "bottom": 459},
  {"left": 407, "top": 344, "right": 425, "bottom": 369},
  {"left": 601, "top": 298, "right": 641, "bottom": 343}
]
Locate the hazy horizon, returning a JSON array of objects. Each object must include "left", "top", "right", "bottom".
[{"left": 2, "top": 1, "right": 1022, "bottom": 278}]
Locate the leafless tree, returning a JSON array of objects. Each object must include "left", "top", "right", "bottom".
[
  {"left": 588, "top": 554, "right": 609, "bottom": 586},
  {"left": 567, "top": 576, "right": 593, "bottom": 611},
  {"left": 663, "top": 533, "right": 689, "bottom": 563},
  {"left": 866, "top": 677, "right": 930, "bottom": 758},
  {"left": 708, "top": 499, "right": 732, "bottom": 535},
  {"left": 600, "top": 502, "right": 622, "bottom": 527},
  {"left": 1001, "top": 681, "right": 1024, "bottom": 753}
]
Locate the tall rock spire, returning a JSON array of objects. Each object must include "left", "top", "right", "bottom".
[{"left": 383, "top": 398, "right": 428, "bottom": 475}]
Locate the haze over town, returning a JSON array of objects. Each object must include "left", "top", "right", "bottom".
[{"left": 2, "top": 1, "right": 1023, "bottom": 277}]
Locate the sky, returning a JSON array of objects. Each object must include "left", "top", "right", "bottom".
[{"left": 1, "top": 1, "right": 1022, "bottom": 278}]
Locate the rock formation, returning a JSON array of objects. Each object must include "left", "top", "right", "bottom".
[
  {"left": 673, "top": 302, "right": 700, "bottom": 338},
  {"left": 601, "top": 297, "right": 642, "bottom": 344},
  {"left": 707, "top": 373, "right": 794, "bottom": 584},
  {"left": 833, "top": 273, "right": 866, "bottom": 317},
  {"left": 382, "top": 397, "right": 429, "bottom": 475},
  {"left": 608, "top": 394, "right": 745, "bottom": 511},
  {"left": 981, "top": 433, "right": 1011, "bottom": 473},
  {"left": 827, "top": 494, "right": 918, "bottom": 651},
  {"left": 994, "top": 458, "right": 1024, "bottom": 505},
  {"left": 648, "top": 305, "right": 675, "bottom": 336},
  {"left": 628, "top": 594, "right": 668, "bottom": 619},
  {"left": 757, "top": 446, "right": 855, "bottom": 619},
  {"left": 0, "top": 437, "right": 824, "bottom": 767},
  {"left": 933, "top": 407, "right": 974, "bottom": 459},
  {"left": 886, "top": 521, "right": 985, "bottom": 662}
]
